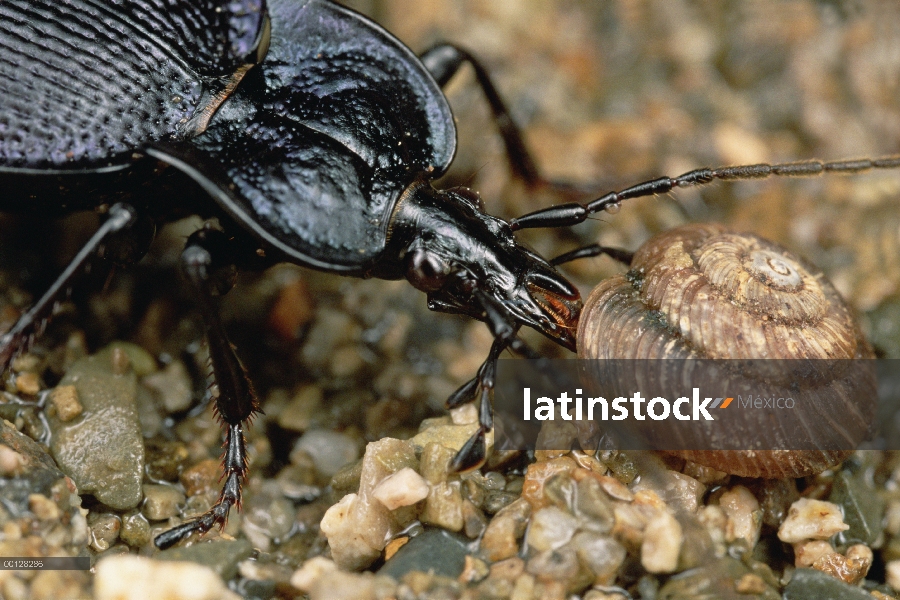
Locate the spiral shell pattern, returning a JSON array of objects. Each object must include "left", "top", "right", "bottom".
[{"left": 577, "top": 223, "right": 875, "bottom": 478}]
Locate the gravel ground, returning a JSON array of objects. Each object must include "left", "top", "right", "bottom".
[{"left": 2, "top": 1, "right": 900, "bottom": 599}]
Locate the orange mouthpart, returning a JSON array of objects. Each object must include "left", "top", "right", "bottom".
[{"left": 527, "top": 283, "right": 582, "bottom": 350}]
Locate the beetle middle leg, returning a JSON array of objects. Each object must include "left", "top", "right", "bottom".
[
  {"left": 0, "top": 203, "right": 138, "bottom": 368},
  {"left": 153, "top": 225, "right": 260, "bottom": 550}
]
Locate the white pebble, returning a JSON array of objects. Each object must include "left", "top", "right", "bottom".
[
  {"left": 887, "top": 560, "right": 900, "bottom": 591},
  {"left": 290, "top": 556, "right": 338, "bottom": 592},
  {"left": 777, "top": 498, "right": 849, "bottom": 544},
  {"left": 793, "top": 540, "right": 834, "bottom": 568},
  {"left": 719, "top": 486, "right": 761, "bottom": 548},
  {"left": 372, "top": 467, "right": 429, "bottom": 510},
  {"left": 94, "top": 555, "right": 239, "bottom": 600},
  {"left": 319, "top": 493, "right": 390, "bottom": 571},
  {"left": 525, "top": 506, "right": 580, "bottom": 552},
  {"left": 641, "top": 511, "right": 682, "bottom": 574},
  {"left": 0, "top": 444, "right": 24, "bottom": 476}
]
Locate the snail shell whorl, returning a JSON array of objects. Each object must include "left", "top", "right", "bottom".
[{"left": 577, "top": 224, "right": 875, "bottom": 478}]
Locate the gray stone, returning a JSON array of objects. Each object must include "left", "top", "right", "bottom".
[
  {"left": 782, "top": 568, "right": 875, "bottom": 600},
  {"left": 157, "top": 539, "right": 254, "bottom": 581},
  {"left": 49, "top": 349, "right": 144, "bottom": 510},
  {"left": 829, "top": 469, "right": 884, "bottom": 546},
  {"left": 657, "top": 557, "right": 779, "bottom": 600},
  {"left": 378, "top": 529, "right": 471, "bottom": 580},
  {"left": 291, "top": 429, "right": 359, "bottom": 478}
]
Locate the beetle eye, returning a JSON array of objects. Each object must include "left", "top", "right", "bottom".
[{"left": 407, "top": 249, "right": 449, "bottom": 292}]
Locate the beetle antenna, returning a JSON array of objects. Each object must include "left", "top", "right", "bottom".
[{"left": 509, "top": 155, "right": 900, "bottom": 231}]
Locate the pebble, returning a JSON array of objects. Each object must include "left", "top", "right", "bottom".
[
  {"left": 631, "top": 469, "right": 705, "bottom": 514},
  {"left": 641, "top": 511, "right": 683, "bottom": 574},
  {"left": 573, "top": 475, "right": 614, "bottom": 533},
  {"left": 570, "top": 532, "right": 626, "bottom": 585},
  {"left": 480, "top": 497, "right": 531, "bottom": 562},
  {"left": 783, "top": 567, "right": 875, "bottom": 600},
  {"left": 276, "top": 385, "right": 324, "bottom": 432},
  {"left": 100, "top": 342, "right": 158, "bottom": 377},
  {"left": 141, "top": 361, "right": 192, "bottom": 413},
  {"left": 371, "top": 467, "right": 429, "bottom": 510},
  {"left": 830, "top": 469, "right": 885, "bottom": 546},
  {"left": 794, "top": 540, "right": 835, "bottom": 568},
  {"left": 657, "top": 556, "right": 780, "bottom": 599},
  {"left": 409, "top": 420, "right": 483, "bottom": 455},
  {"left": 88, "top": 512, "right": 121, "bottom": 552},
  {"left": 379, "top": 528, "right": 471, "bottom": 580},
  {"left": 291, "top": 556, "right": 338, "bottom": 592},
  {"left": 241, "top": 482, "right": 296, "bottom": 550},
  {"left": 0, "top": 420, "right": 70, "bottom": 520},
  {"left": 417, "top": 441, "right": 455, "bottom": 485},
  {"left": 141, "top": 484, "right": 185, "bottom": 521},
  {"left": 421, "top": 481, "right": 465, "bottom": 532},
  {"left": 778, "top": 499, "right": 850, "bottom": 544},
  {"left": 525, "top": 547, "right": 582, "bottom": 585},
  {"left": 94, "top": 554, "right": 240, "bottom": 600},
  {"left": 0, "top": 443, "right": 24, "bottom": 477},
  {"left": 526, "top": 506, "right": 580, "bottom": 552},
  {"left": 811, "top": 547, "right": 871, "bottom": 585},
  {"left": 48, "top": 385, "right": 82, "bottom": 422},
  {"left": 120, "top": 511, "right": 151, "bottom": 548},
  {"left": 157, "top": 539, "right": 254, "bottom": 581},
  {"left": 720, "top": 485, "right": 762, "bottom": 548},
  {"left": 320, "top": 438, "right": 416, "bottom": 569},
  {"left": 14, "top": 371, "right": 40, "bottom": 395},
  {"left": 310, "top": 570, "right": 393, "bottom": 600},
  {"left": 179, "top": 458, "right": 220, "bottom": 497},
  {"left": 522, "top": 457, "right": 577, "bottom": 510},
  {"left": 267, "top": 275, "right": 314, "bottom": 341},
  {"left": 886, "top": 560, "right": 900, "bottom": 590},
  {"left": 461, "top": 498, "right": 488, "bottom": 539},
  {"left": 459, "top": 554, "right": 490, "bottom": 583},
  {"left": 291, "top": 429, "right": 359, "bottom": 478},
  {"left": 144, "top": 440, "right": 190, "bottom": 482},
  {"left": 49, "top": 349, "right": 145, "bottom": 510},
  {"left": 237, "top": 558, "right": 294, "bottom": 585}
]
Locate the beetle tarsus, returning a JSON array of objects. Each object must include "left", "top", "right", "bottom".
[{"left": 451, "top": 426, "right": 487, "bottom": 474}]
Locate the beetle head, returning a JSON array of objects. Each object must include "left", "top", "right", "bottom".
[{"left": 392, "top": 184, "right": 580, "bottom": 350}]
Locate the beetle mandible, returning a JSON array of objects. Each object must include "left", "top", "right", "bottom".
[{"left": 2, "top": 0, "right": 898, "bottom": 549}]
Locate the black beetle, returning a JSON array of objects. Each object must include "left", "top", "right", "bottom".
[{"left": 2, "top": 0, "right": 898, "bottom": 550}]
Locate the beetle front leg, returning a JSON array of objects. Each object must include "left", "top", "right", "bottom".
[
  {"left": 153, "top": 225, "right": 259, "bottom": 550},
  {"left": 449, "top": 290, "right": 546, "bottom": 473}
]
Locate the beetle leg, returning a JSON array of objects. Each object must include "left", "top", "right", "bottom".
[
  {"left": 420, "top": 43, "right": 541, "bottom": 187},
  {"left": 450, "top": 289, "right": 548, "bottom": 473},
  {"left": 0, "top": 203, "right": 138, "bottom": 369},
  {"left": 550, "top": 244, "right": 634, "bottom": 267},
  {"left": 153, "top": 225, "right": 259, "bottom": 549}
]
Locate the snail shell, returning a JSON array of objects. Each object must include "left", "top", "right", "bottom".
[{"left": 576, "top": 223, "right": 875, "bottom": 478}]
